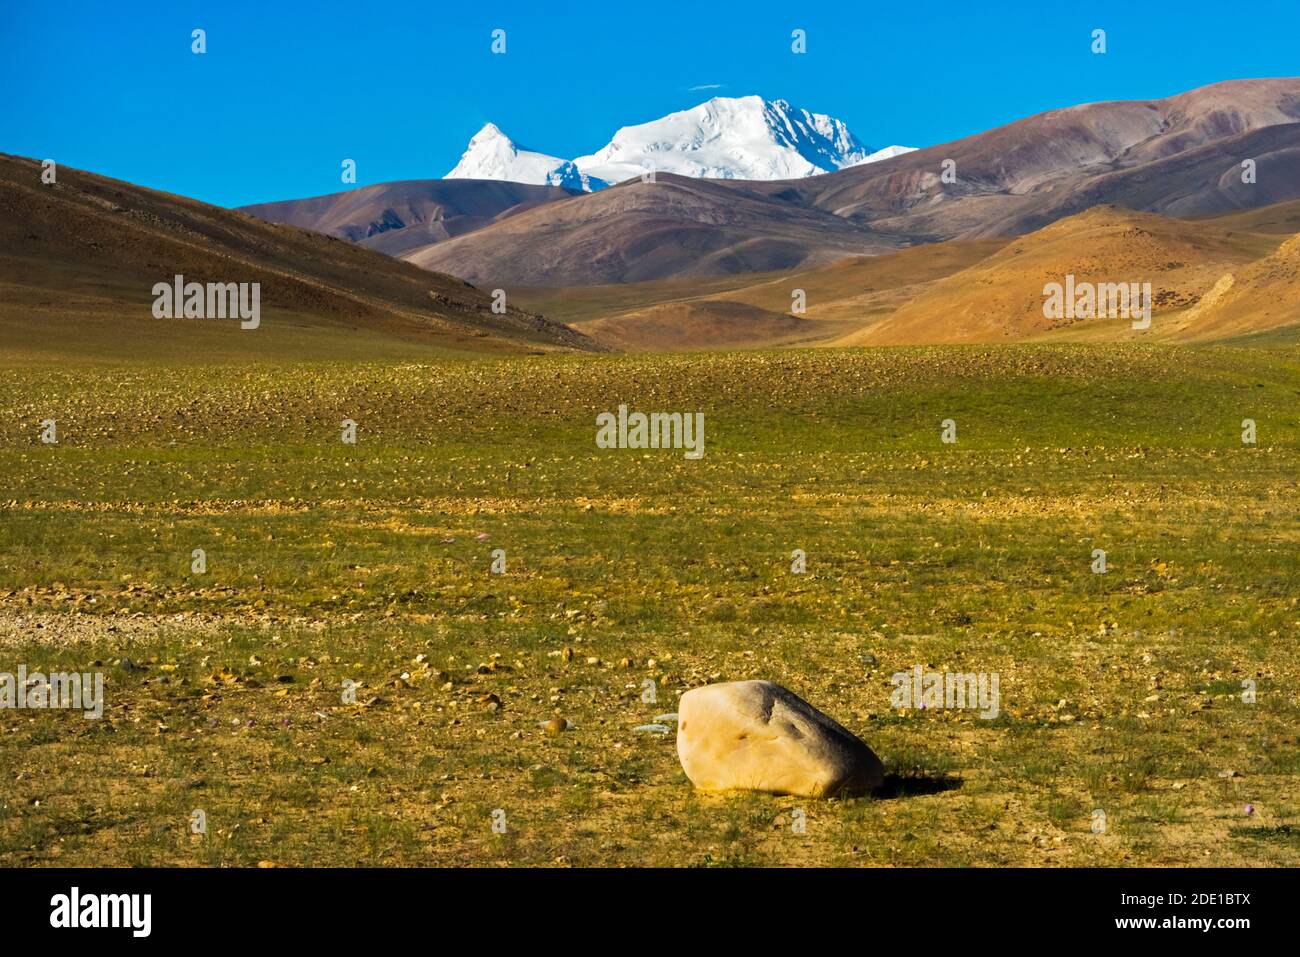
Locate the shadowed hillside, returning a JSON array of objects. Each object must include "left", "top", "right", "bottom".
[
  {"left": 405, "top": 172, "right": 901, "bottom": 286},
  {"left": 0, "top": 154, "right": 595, "bottom": 363},
  {"left": 239, "top": 178, "right": 578, "bottom": 258}
]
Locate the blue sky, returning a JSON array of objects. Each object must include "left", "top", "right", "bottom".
[{"left": 3, "top": 0, "right": 1297, "bottom": 207}]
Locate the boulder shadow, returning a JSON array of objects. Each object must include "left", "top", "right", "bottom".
[{"left": 873, "top": 772, "right": 963, "bottom": 800}]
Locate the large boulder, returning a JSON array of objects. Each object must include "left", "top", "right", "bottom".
[{"left": 676, "top": 680, "right": 884, "bottom": 798}]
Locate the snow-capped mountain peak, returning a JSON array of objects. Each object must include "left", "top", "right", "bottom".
[
  {"left": 445, "top": 123, "right": 605, "bottom": 192},
  {"left": 445, "top": 98, "right": 915, "bottom": 191},
  {"left": 851, "top": 144, "right": 917, "bottom": 166},
  {"left": 573, "top": 95, "right": 881, "bottom": 184}
]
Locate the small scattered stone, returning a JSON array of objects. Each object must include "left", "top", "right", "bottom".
[{"left": 543, "top": 717, "right": 569, "bottom": 735}]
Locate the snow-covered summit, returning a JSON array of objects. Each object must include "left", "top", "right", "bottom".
[
  {"left": 445, "top": 98, "right": 915, "bottom": 191},
  {"left": 445, "top": 123, "right": 606, "bottom": 192},
  {"left": 574, "top": 96, "right": 870, "bottom": 183}
]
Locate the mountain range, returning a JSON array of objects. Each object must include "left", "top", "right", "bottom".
[
  {"left": 6, "top": 78, "right": 1300, "bottom": 361},
  {"left": 243, "top": 78, "right": 1300, "bottom": 290},
  {"left": 445, "top": 96, "right": 915, "bottom": 191}
]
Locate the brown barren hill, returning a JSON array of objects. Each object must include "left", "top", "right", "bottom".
[
  {"left": 404, "top": 172, "right": 901, "bottom": 286},
  {"left": 837, "top": 206, "right": 1281, "bottom": 346},
  {"left": 799, "top": 78, "right": 1300, "bottom": 239},
  {"left": 239, "top": 178, "right": 578, "bottom": 258},
  {"left": 0, "top": 154, "right": 595, "bottom": 363}
]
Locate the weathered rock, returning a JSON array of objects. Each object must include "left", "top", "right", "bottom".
[{"left": 676, "top": 680, "right": 883, "bottom": 798}]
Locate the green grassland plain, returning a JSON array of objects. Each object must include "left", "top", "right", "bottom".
[{"left": 0, "top": 343, "right": 1297, "bottom": 866}]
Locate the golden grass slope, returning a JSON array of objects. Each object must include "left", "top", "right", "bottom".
[
  {"left": 1175, "top": 233, "right": 1300, "bottom": 340},
  {"left": 517, "top": 239, "right": 1007, "bottom": 352},
  {"left": 836, "top": 206, "right": 1291, "bottom": 346},
  {"left": 510, "top": 202, "right": 1300, "bottom": 352},
  {"left": 1194, "top": 198, "right": 1300, "bottom": 235}
]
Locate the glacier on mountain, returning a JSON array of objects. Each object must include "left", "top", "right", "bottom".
[{"left": 444, "top": 97, "right": 915, "bottom": 192}]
